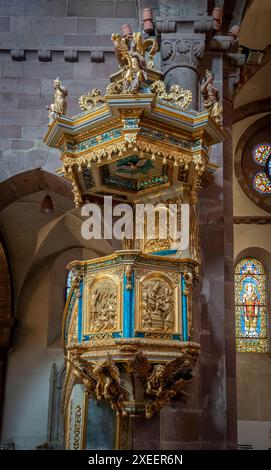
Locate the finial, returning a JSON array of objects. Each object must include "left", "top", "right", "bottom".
[{"left": 142, "top": 8, "right": 154, "bottom": 34}]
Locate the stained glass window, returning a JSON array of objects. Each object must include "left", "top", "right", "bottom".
[
  {"left": 267, "top": 157, "right": 271, "bottom": 180},
  {"left": 252, "top": 143, "right": 271, "bottom": 166},
  {"left": 253, "top": 172, "right": 271, "bottom": 194},
  {"left": 252, "top": 144, "right": 271, "bottom": 194},
  {"left": 235, "top": 258, "right": 268, "bottom": 352}
]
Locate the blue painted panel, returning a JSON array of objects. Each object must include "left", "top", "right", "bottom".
[
  {"left": 135, "top": 332, "right": 145, "bottom": 338},
  {"left": 78, "top": 280, "right": 83, "bottom": 343},
  {"left": 181, "top": 275, "right": 188, "bottom": 341},
  {"left": 123, "top": 271, "right": 134, "bottom": 338},
  {"left": 112, "top": 331, "right": 122, "bottom": 338},
  {"left": 172, "top": 334, "right": 181, "bottom": 340},
  {"left": 150, "top": 249, "right": 177, "bottom": 256}
]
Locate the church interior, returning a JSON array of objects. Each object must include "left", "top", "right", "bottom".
[{"left": 0, "top": 0, "right": 270, "bottom": 451}]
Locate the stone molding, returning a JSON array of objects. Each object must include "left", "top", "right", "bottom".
[{"left": 234, "top": 216, "right": 271, "bottom": 225}]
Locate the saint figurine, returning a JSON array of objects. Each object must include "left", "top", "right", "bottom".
[
  {"left": 201, "top": 70, "right": 223, "bottom": 126},
  {"left": 47, "top": 77, "right": 68, "bottom": 124}
]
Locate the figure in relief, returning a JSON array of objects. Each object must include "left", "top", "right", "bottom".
[
  {"left": 111, "top": 28, "right": 158, "bottom": 94},
  {"left": 89, "top": 278, "right": 117, "bottom": 332},
  {"left": 142, "top": 279, "right": 174, "bottom": 331},
  {"left": 201, "top": 70, "right": 223, "bottom": 126},
  {"left": 47, "top": 77, "right": 68, "bottom": 124}
]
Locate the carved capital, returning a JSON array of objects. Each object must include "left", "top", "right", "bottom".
[
  {"left": 160, "top": 36, "right": 205, "bottom": 73},
  {"left": 223, "top": 65, "right": 242, "bottom": 104}
]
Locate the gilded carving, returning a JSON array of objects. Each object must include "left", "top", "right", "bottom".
[
  {"left": 141, "top": 278, "right": 174, "bottom": 332},
  {"left": 111, "top": 31, "right": 158, "bottom": 94},
  {"left": 125, "top": 265, "right": 133, "bottom": 290},
  {"left": 201, "top": 70, "right": 223, "bottom": 126},
  {"left": 73, "top": 404, "right": 82, "bottom": 450},
  {"left": 79, "top": 89, "right": 105, "bottom": 111},
  {"left": 66, "top": 397, "right": 73, "bottom": 449},
  {"left": 68, "top": 310, "right": 78, "bottom": 344},
  {"left": 144, "top": 352, "right": 198, "bottom": 418},
  {"left": 151, "top": 80, "right": 192, "bottom": 110},
  {"left": 69, "top": 353, "right": 128, "bottom": 417},
  {"left": 47, "top": 77, "right": 68, "bottom": 124},
  {"left": 88, "top": 278, "right": 117, "bottom": 332},
  {"left": 190, "top": 205, "right": 200, "bottom": 263}
]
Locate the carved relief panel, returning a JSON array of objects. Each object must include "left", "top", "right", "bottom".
[
  {"left": 65, "top": 383, "right": 86, "bottom": 450},
  {"left": 83, "top": 274, "right": 121, "bottom": 334},
  {"left": 136, "top": 273, "right": 179, "bottom": 335},
  {"left": 68, "top": 303, "right": 78, "bottom": 345}
]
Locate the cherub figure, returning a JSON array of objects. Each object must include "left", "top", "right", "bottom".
[
  {"left": 47, "top": 77, "right": 68, "bottom": 124},
  {"left": 201, "top": 70, "right": 223, "bottom": 126}
]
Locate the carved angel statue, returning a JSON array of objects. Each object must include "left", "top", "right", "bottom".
[
  {"left": 93, "top": 357, "right": 121, "bottom": 400},
  {"left": 111, "top": 30, "right": 158, "bottom": 94},
  {"left": 70, "top": 353, "right": 127, "bottom": 416},
  {"left": 201, "top": 70, "right": 223, "bottom": 126},
  {"left": 145, "top": 354, "right": 196, "bottom": 418},
  {"left": 47, "top": 77, "right": 68, "bottom": 124}
]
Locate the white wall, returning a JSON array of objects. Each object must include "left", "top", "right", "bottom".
[
  {"left": 2, "top": 259, "right": 62, "bottom": 449},
  {"left": 238, "top": 420, "right": 271, "bottom": 450}
]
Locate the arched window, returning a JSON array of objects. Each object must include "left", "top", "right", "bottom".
[
  {"left": 235, "top": 258, "right": 268, "bottom": 352},
  {"left": 252, "top": 144, "right": 271, "bottom": 194}
]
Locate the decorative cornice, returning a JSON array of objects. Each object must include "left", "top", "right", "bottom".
[
  {"left": 234, "top": 216, "right": 271, "bottom": 225},
  {"left": 0, "top": 47, "right": 113, "bottom": 63}
]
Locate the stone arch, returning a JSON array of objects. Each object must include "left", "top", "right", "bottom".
[{"left": 0, "top": 168, "right": 73, "bottom": 212}]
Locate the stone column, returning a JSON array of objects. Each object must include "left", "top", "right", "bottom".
[
  {"left": 197, "top": 53, "right": 242, "bottom": 449},
  {"left": 0, "top": 348, "right": 7, "bottom": 436},
  {"left": 155, "top": 0, "right": 213, "bottom": 109},
  {"left": 157, "top": 2, "right": 210, "bottom": 450},
  {"left": 223, "top": 64, "right": 242, "bottom": 450},
  {"left": 157, "top": 27, "right": 207, "bottom": 109}
]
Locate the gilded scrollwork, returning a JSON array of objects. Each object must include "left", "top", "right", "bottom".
[
  {"left": 73, "top": 404, "right": 82, "bottom": 450},
  {"left": 151, "top": 80, "right": 193, "bottom": 110},
  {"left": 61, "top": 137, "right": 194, "bottom": 172},
  {"left": 79, "top": 89, "right": 105, "bottom": 111}
]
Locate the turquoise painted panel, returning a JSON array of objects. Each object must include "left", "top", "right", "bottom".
[
  {"left": 135, "top": 332, "right": 145, "bottom": 338},
  {"left": 78, "top": 281, "right": 83, "bottom": 343},
  {"left": 123, "top": 272, "right": 134, "bottom": 337},
  {"left": 151, "top": 249, "right": 177, "bottom": 256},
  {"left": 181, "top": 275, "right": 188, "bottom": 341}
]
